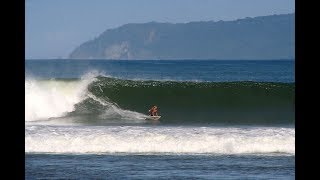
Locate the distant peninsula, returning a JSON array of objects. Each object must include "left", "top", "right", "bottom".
[{"left": 69, "top": 13, "right": 294, "bottom": 60}]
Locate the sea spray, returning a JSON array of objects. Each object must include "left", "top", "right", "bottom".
[{"left": 25, "top": 72, "right": 99, "bottom": 121}]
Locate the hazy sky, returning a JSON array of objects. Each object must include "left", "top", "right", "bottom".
[{"left": 25, "top": 0, "right": 295, "bottom": 59}]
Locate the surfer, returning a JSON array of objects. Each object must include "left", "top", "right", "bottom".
[{"left": 148, "top": 105, "right": 158, "bottom": 116}]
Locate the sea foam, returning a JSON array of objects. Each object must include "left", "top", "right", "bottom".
[
  {"left": 25, "top": 126, "right": 295, "bottom": 155},
  {"left": 25, "top": 72, "right": 97, "bottom": 121}
]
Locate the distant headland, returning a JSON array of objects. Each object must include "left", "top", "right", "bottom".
[{"left": 69, "top": 13, "right": 294, "bottom": 60}]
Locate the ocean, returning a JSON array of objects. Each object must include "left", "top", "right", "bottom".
[{"left": 25, "top": 60, "right": 295, "bottom": 179}]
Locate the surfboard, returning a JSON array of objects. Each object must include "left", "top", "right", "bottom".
[{"left": 145, "top": 116, "right": 161, "bottom": 121}]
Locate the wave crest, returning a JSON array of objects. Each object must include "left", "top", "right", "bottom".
[{"left": 25, "top": 73, "right": 96, "bottom": 121}]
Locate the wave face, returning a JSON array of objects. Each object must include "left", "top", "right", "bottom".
[
  {"left": 25, "top": 76, "right": 294, "bottom": 125},
  {"left": 85, "top": 77, "right": 295, "bottom": 125},
  {"left": 25, "top": 125, "right": 294, "bottom": 155}
]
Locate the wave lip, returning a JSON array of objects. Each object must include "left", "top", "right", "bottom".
[{"left": 26, "top": 126, "right": 295, "bottom": 155}]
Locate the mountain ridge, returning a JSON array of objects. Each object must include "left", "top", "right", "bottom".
[{"left": 69, "top": 13, "right": 295, "bottom": 60}]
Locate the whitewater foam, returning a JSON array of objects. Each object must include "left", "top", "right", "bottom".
[
  {"left": 86, "top": 92, "right": 147, "bottom": 121},
  {"left": 25, "top": 72, "right": 97, "bottom": 121},
  {"left": 25, "top": 71, "right": 149, "bottom": 123},
  {"left": 25, "top": 126, "right": 295, "bottom": 155}
]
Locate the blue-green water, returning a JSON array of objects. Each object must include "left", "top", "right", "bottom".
[
  {"left": 26, "top": 154, "right": 294, "bottom": 179},
  {"left": 25, "top": 60, "right": 295, "bottom": 179},
  {"left": 26, "top": 59, "right": 294, "bottom": 82}
]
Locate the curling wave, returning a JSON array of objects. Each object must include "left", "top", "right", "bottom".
[{"left": 25, "top": 75, "right": 295, "bottom": 125}]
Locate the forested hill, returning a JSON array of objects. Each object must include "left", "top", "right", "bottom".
[{"left": 69, "top": 13, "right": 294, "bottom": 60}]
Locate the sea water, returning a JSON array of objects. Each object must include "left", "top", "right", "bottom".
[{"left": 25, "top": 60, "right": 295, "bottom": 179}]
